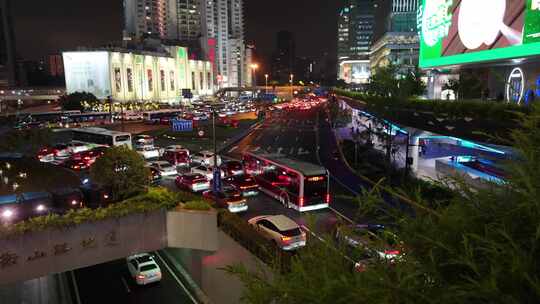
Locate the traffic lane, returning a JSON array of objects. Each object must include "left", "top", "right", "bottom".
[{"left": 73, "top": 257, "right": 194, "bottom": 304}]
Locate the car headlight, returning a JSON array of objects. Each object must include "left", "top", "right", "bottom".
[
  {"left": 2, "top": 209, "right": 13, "bottom": 218},
  {"left": 36, "top": 204, "right": 46, "bottom": 212}
]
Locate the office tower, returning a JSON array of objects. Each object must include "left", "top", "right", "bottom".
[
  {"left": 337, "top": 0, "right": 375, "bottom": 62},
  {"left": 0, "top": 0, "right": 16, "bottom": 87},
  {"left": 271, "top": 31, "right": 296, "bottom": 84},
  {"left": 124, "top": 0, "right": 168, "bottom": 39},
  {"left": 337, "top": 0, "right": 375, "bottom": 84},
  {"left": 370, "top": 0, "right": 419, "bottom": 70}
]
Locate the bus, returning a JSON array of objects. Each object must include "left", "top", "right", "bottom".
[
  {"left": 143, "top": 109, "right": 183, "bottom": 124},
  {"left": 243, "top": 152, "right": 330, "bottom": 212},
  {"left": 67, "top": 112, "right": 111, "bottom": 124},
  {"left": 72, "top": 127, "right": 132, "bottom": 149},
  {"left": 16, "top": 110, "right": 81, "bottom": 123}
]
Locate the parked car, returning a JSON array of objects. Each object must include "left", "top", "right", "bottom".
[
  {"left": 191, "top": 151, "right": 222, "bottom": 166},
  {"left": 36, "top": 147, "right": 56, "bottom": 162},
  {"left": 223, "top": 174, "right": 259, "bottom": 197},
  {"left": 248, "top": 215, "right": 306, "bottom": 251},
  {"left": 63, "top": 159, "right": 90, "bottom": 171},
  {"left": 175, "top": 173, "right": 210, "bottom": 192},
  {"left": 68, "top": 142, "right": 91, "bottom": 154},
  {"left": 202, "top": 187, "right": 248, "bottom": 213},
  {"left": 148, "top": 161, "right": 177, "bottom": 177},
  {"left": 163, "top": 149, "right": 190, "bottom": 167},
  {"left": 221, "top": 160, "right": 244, "bottom": 176},
  {"left": 149, "top": 167, "right": 162, "bottom": 184},
  {"left": 134, "top": 135, "right": 154, "bottom": 149},
  {"left": 71, "top": 147, "right": 107, "bottom": 166},
  {"left": 137, "top": 146, "right": 161, "bottom": 160},
  {"left": 335, "top": 223, "right": 402, "bottom": 261},
  {"left": 191, "top": 165, "right": 224, "bottom": 181},
  {"left": 126, "top": 253, "right": 162, "bottom": 285}
]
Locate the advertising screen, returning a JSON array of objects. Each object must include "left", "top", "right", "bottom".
[
  {"left": 63, "top": 52, "right": 111, "bottom": 99},
  {"left": 419, "top": 0, "right": 540, "bottom": 68}
]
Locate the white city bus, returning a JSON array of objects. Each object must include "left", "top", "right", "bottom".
[
  {"left": 72, "top": 128, "right": 132, "bottom": 149},
  {"left": 143, "top": 110, "right": 183, "bottom": 124},
  {"left": 243, "top": 152, "right": 330, "bottom": 212}
]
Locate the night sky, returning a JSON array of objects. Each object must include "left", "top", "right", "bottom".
[{"left": 11, "top": 0, "right": 339, "bottom": 72}]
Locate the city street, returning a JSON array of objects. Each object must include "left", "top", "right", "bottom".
[{"left": 71, "top": 252, "right": 196, "bottom": 304}]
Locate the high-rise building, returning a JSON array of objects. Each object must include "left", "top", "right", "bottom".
[
  {"left": 271, "top": 31, "right": 296, "bottom": 84},
  {"left": 337, "top": 0, "right": 375, "bottom": 84},
  {"left": 124, "top": 0, "right": 249, "bottom": 88},
  {"left": 0, "top": 0, "right": 16, "bottom": 87},
  {"left": 124, "top": 0, "right": 168, "bottom": 39},
  {"left": 370, "top": 0, "right": 419, "bottom": 70},
  {"left": 337, "top": 0, "right": 375, "bottom": 61}
]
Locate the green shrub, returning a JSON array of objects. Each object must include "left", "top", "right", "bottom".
[
  {"left": 0, "top": 187, "right": 182, "bottom": 239},
  {"left": 183, "top": 200, "right": 212, "bottom": 211}
]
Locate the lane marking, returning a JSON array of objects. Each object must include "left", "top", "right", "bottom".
[
  {"left": 277, "top": 147, "right": 283, "bottom": 154},
  {"left": 121, "top": 276, "right": 131, "bottom": 293},
  {"left": 228, "top": 145, "right": 238, "bottom": 153},
  {"left": 252, "top": 146, "right": 261, "bottom": 152},
  {"left": 154, "top": 251, "right": 198, "bottom": 304},
  {"left": 69, "top": 271, "right": 82, "bottom": 304}
]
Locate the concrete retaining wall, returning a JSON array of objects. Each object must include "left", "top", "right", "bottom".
[{"left": 0, "top": 208, "right": 219, "bottom": 285}]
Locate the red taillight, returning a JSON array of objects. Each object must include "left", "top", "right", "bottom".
[
  {"left": 325, "top": 193, "right": 331, "bottom": 203},
  {"left": 137, "top": 274, "right": 145, "bottom": 280},
  {"left": 281, "top": 236, "right": 292, "bottom": 242},
  {"left": 298, "top": 197, "right": 304, "bottom": 207},
  {"left": 385, "top": 250, "right": 400, "bottom": 256}
]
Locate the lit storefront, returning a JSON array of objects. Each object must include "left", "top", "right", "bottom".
[{"left": 63, "top": 46, "right": 213, "bottom": 105}]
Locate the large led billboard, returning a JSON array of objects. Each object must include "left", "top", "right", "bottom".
[
  {"left": 63, "top": 52, "right": 111, "bottom": 99},
  {"left": 419, "top": 0, "right": 540, "bottom": 68}
]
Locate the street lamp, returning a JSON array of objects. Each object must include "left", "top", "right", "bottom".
[
  {"left": 250, "top": 63, "right": 259, "bottom": 88},
  {"left": 289, "top": 74, "right": 294, "bottom": 99},
  {"left": 264, "top": 74, "right": 269, "bottom": 94}
]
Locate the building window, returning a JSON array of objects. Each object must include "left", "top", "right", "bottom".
[
  {"left": 126, "top": 68, "right": 133, "bottom": 92},
  {"left": 170, "top": 71, "right": 175, "bottom": 91},
  {"left": 200, "top": 72, "right": 204, "bottom": 90},
  {"left": 192, "top": 71, "right": 196, "bottom": 90},
  {"left": 160, "top": 70, "right": 166, "bottom": 91},
  {"left": 114, "top": 68, "right": 122, "bottom": 93},
  {"left": 207, "top": 72, "right": 211, "bottom": 90},
  {"left": 147, "top": 69, "right": 153, "bottom": 92}
]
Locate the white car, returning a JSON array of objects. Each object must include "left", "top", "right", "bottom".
[
  {"left": 248, "top": 215, "right": 307, "bottom": 251},
  {"left": 193, "top": 114, "right": 209, "bottom": 121},
  {"left": 165, "top": 145, "right": 190, "bottom": 155},
  {"left": 148, "top": 161, "right": 178, "bottom": 176},
  {"left": 137, "top": 146, "right": 161, "bottom": 159},
  {"left": 191, "top": 151, "right": 222, "bottom": 166},
  {"left": 191, "top": 165, "right": 225, "bottom": 181},
  {"left": 126, "top": 253, "right": 162, "bottom": 285},
  {"left": 68, "top": 142, "right": 90, "bottom": 154}
]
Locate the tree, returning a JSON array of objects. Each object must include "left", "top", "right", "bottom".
[
  {"left": 59, "top": 92, "right": 99, "bottom": 111},
  {"left": 368, "top": 64, "right": 399, "bottom": 98},
  {"left": 226, "top": 107, "right": 540, "bottom": 303},
  {"left": 90, "top": 146, "right": 150, "bottom": 200},
  {"left": 398, "top": 68, "right": 426, "bottom": 99}
]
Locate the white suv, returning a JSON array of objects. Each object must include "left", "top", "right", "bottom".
[
  {"left": 126, "top": 253, "right": 162, "bottom": 285},
  {"left": 191, "top": 150, "right": 222, "bottom": 166}
]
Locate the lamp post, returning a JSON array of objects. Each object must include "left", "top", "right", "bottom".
[
  {"left": 250, "top": 64, "right": 258, "bottom": 99},
  {"left": 211, "top": 107, "right": 221, "bottom": 196},
  {"left": 264, "top": 74, "right": 269, "bottom": 94},
  {"left": 289, "top": 74, "right": 294, "bottom": 99}
]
